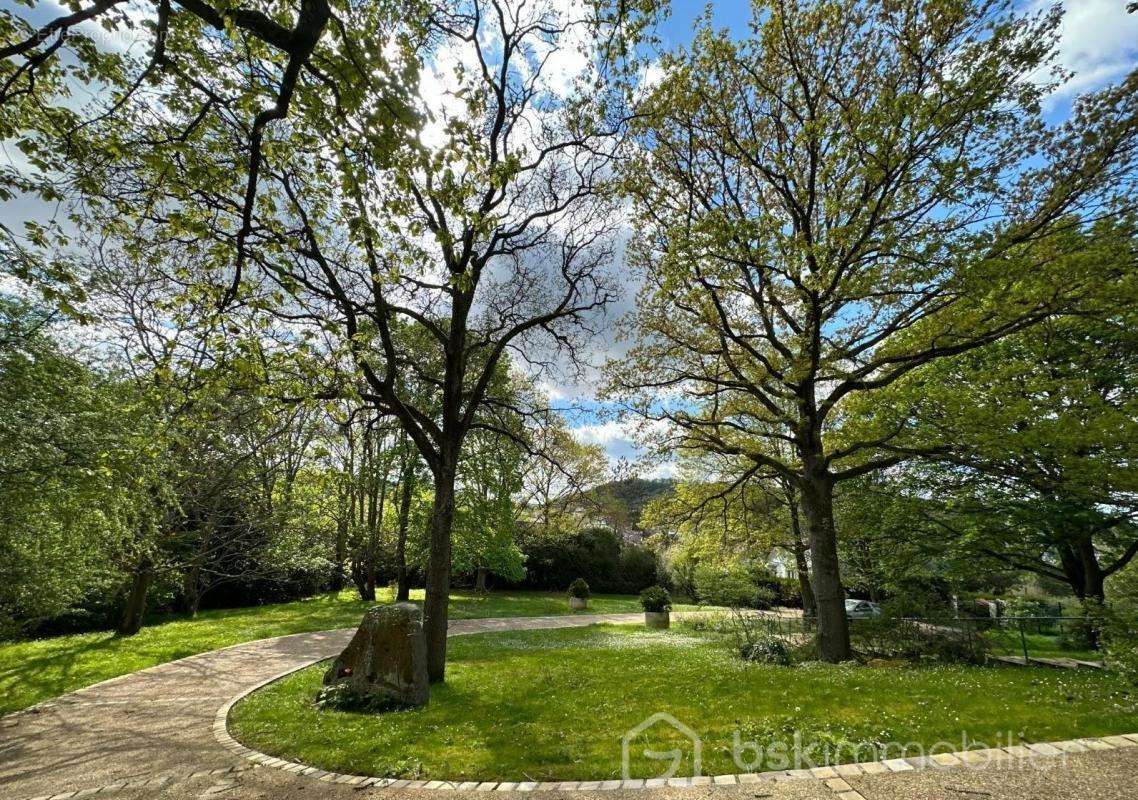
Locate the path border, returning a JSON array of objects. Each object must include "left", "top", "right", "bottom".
[{"left": 213, "top": 627, "right": 1138, "bottom": 794}]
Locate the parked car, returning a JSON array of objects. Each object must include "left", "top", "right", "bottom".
[{"left": 845, "top": 599, "right": 882, "bottom": 619}]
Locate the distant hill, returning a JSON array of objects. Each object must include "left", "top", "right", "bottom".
[{"left": 581, "top": 478, "right": 676, "bottom": 532}]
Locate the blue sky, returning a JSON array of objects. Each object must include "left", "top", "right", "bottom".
[{"left": 562, "top": 0, "right": 1138, "bottom": 476}]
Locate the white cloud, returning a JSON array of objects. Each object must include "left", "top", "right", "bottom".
[
  {"left": 1034, "top": 0, "right": 1138, "bottom": 101},
  {"left": 570, "top": 419, "right": 630, "bottom": 446}
]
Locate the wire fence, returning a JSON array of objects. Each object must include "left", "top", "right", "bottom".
[{"left": 697, "top": 611, "right": 1105, "bottom": 666}]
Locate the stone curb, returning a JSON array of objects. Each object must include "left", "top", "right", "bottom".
[{"left": 212, "top": 624, "right": 1138, "bottom": 792}]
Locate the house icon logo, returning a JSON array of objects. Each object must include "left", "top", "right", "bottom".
[{"left": 621, "top": 712, "right": 701, "bottom": 780}]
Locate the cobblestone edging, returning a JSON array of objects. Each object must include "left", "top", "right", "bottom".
[{"left": 214, "top": 641, "right": 1138, "bottom": 795}]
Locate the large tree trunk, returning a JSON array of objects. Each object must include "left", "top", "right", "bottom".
[
  {"left": 1078, "top": 537, "right": 1107, "bottom": 604},
  {"left": 1057, "top": 535, "right": 1107, "bottom": 604},
  {"left": 475, "top": 567, "right": 488, "bottom": 592},
  {"left": 799, "top": 474, "right": 851, "bottom": 662},
  {"left": 423, "top": 462, "right": 456, "bottom": 683},
  {"left": 118, "top": 557, "right": 154, "bottom": 636},
  {"left": 395, "top": 462, "right": 415, "bottom": 603}
]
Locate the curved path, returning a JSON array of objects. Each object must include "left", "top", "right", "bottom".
[{"left": 2, "top": 613, "right": 1137, "bottom": 800}]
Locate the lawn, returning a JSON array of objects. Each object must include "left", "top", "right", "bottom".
[
  {"left": 0, "top": 589, "right": 699, "bottom": 715},
  {"left": 229, "top": 624, "right": 1138, "bottom": 781},
  {"left": 986, "top": 631, "right": 1104, "bottom": 663}
]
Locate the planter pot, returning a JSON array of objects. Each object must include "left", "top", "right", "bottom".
[
  {"left": 569, "top": 596, "right": 588, "bottom": 611},
  {"left": 644, "top": 610, "right": 670, "bottom": 629}
]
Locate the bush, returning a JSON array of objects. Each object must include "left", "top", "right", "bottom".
[
  {"left": 315, "top": 683, "right": 414, "bottom": 713},
  {"left": 1104, "top": 563, "right": 1138, "bottom": 683},
  {"left": 1058, "top": 612, "right": 1099, "bottom": 652},
  {"left": 507, "top": 527, "right": 662, "bottom": 594},
  {"left": 640, "top": 585, "right": 671, "bottom": 612},
  {"left": 1101, "top": 607, "right": 1138, "bottom": 683},
  {"left": 693, "top": 562, "right": 773, "bottom": 609},
  {"left": 880, "top": 581, "right": 954, "bottom": 619},
  {"left": 775, "top": 577, "right": 802, "bottom": 608},
  {"left": 567, "top": 578, "right": 590, "bottom": 599},
  {"left": 1003, "top": 597, "right": 1061, "bottom": 619},
  {"left": 740, "top": 635, "right": 791, "bottom": 665}
]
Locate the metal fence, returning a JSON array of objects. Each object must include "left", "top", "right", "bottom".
[{"left": 703, "top": 611, "right": 1105, "bottom": 665}]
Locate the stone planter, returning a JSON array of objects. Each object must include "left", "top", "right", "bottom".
[
  {"left": 569, "top": 596, "right": 588, "bottom": 611},
  {"left": 644, "top": 610, "right": 670, "bottom": 629}
]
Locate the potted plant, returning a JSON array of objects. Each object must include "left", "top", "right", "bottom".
[
  {"left": 568, "top": 578, "right": 590, "bottom": 610},
  {"left": 640, "top": 585, "right": 672, "bottom": 629}
]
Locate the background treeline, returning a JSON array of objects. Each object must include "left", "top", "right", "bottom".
[{"left": 0, "top": 291, "right": 669, "bottom": 638}]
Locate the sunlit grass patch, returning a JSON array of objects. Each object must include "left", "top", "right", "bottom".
[
  {"left": 0, "top": 589, "right": 701, "bottom": 714},
  {"left": 230, "top": 624, "right": 1138, "bottom": 781}
]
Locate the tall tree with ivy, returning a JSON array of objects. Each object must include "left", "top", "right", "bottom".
[{"left": 607, "top": 0, "right": 1138, "bottom": 661}]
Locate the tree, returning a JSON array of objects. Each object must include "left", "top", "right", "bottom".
[
  {"left": 86, "top": 252, "right": 331, "bottom": 631},
  {"left": 1, "top": 0, "right": 421, "bottom": 309},
  {"left": 77, "top": 0, "right": 640, "bottom": 680},
  {"left": 854, "top": 286, "right": 1138, "bottom": 604},
  {"left": 641, "top": 453, "right": 816, "bottom": 617},
  {"left": 452, "top": 428, "right": 526, "bottom": 591},
  {"left": 0, "top": 299, "right": 151, "bottom": 635},
  {"left": 607, "top": 0, "right": 1138, "bottom": 661},
  {"left": 519, "top": 412, "right": 608, "bottom": 539}
]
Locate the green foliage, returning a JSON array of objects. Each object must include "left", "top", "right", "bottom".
[
  {"left": 644, "top": 476, "right": 795, "bottom": 599},
  {"left": 0, "top": 300, "right": 154, "bottom": 635},
  {"left": 1104, "top": 565, "right": 1138, "bottom": 684},
  {"left": 638, "top": 585, "right": 671, "bottom": 612},
  {"left": 567, "top": 578, "right": 590, "bottom": 599},
  {"left": 693, "top": 563, "right": 774, "bottom": 609},
  {"left": 511, "top": 527, "right": 662, "bottom": 594},
  {"left": 583, "top": 478, "right": 676, "bottom": 532},
  {"left": 878, "top": 582, "right": 955, "bottom": 620},
  {"left": 849, "top": 617, "right": 989, "bottom": 665},
  {"left": 451, "top": 429, "right": 526, "bottom": 583},
  {"left": 315, "top": 683, "right": 413, "bottom": 713},
  {"left": 774, "top": 578, "right": 802, "bottom": 609},
  {"left": 843, "top": 293, "right": 1138, "bottom": 602}
]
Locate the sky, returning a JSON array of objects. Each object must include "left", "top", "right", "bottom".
[
  {"left": 3, "top": 0, "right": 1138, "bottom": 479},
  {"left": 560, "top": 0, "right": 1138, "bottom": 478}
]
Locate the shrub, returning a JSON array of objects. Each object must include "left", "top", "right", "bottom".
[
  {"left": 640, "top": 585, "right": 671, "bottom": 612},
  {"left": 315, "top": 683, "right": 413, "bottom": 713},
  {"left": 567, "top": 578, "right": 590, "bottom": 599},
  {"left": 694, "top": 562, "right": 773, "bottom": 609},
  {"left": 775, "top": 577, "right": 802, "bottom": 608},
  {"left": 1003, "top": 597, "right": 1061, "bottom": 619},
  {"left": 740, "top": 634, "right": 791, "bottom": 665},
  {"left": 880, "top": 582, "right": 953, "bottom": 619},
  {"left": 1104, "top": 564, "right": 1138, "bottom": 683},
  {"left": 1100, "top": 607, "right": 1138, "bottom": 683},
  {"left": 507, "top": 527, "right": 662, "bottom": 594}
]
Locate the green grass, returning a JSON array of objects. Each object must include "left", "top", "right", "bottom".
[
  {"left": 0, "top": 589, "right": 697, "bottom": 715},
  {"left": 986, "top": 631, "right": 1103, "bottom": 662},
  {"left": 230, "top": 624, "right": 1138, "bottom": 781}
]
